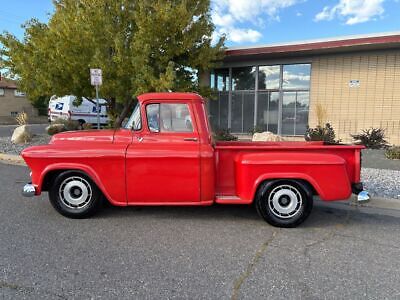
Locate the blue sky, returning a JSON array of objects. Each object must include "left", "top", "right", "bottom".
[{"left": 1, "top": 0, "right": 399, "bottom": 47}]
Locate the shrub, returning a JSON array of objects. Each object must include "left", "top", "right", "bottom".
[
  {"left": 15, "top": 112, "right": 28, "bottom": 126},
  {"left": 82, "top": 123, "right": 93, "bottom": 130},
  {"left": 248, "top": 126, "right": 264, "bottom": 135},
  {"left": 46, "top": 124, "right": 66, "bottom": 135},
  {"left": 385, "top": 146, "right": 400, "bottom": 160},
  {"left": 52, "top": 118, "right": 80, "bottom": 131},
  {"left": 214, "top": 129, "right": 238, "bottom": 141},
  {"left": 351, "top": 128, "right": 388, "bottom": 149},
  {"left": 304, "top": 123, "right": 340, "bottom": 144},
  {"left": 46, "top": 118, "right": 81, "bottom": 135}
]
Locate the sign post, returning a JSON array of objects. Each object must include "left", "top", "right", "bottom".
[{"left": 90, "top": 68, "right": 103, "bottom": 129}]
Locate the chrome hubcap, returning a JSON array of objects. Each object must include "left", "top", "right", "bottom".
[
  {"left": 268, "top": 185, "right": 302, "bottom": 219},
  {"left": 59, "top": 176, "right": 92, "bottom": 209}
]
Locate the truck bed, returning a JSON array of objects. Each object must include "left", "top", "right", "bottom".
[{"left": 214, "top": 141, "right": 363, "bottom": 201}]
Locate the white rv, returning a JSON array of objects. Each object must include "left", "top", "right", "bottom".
[{"left": 48, "top": 95, "right": 109, "bottom": 126}]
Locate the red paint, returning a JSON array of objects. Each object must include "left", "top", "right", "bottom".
[{"left": 21, "top": 92, "right": 364, "bottom": 208}]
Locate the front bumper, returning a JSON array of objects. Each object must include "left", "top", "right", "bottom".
[
  {"left": 22, "top": 183, "right": 36, "bottom": 197},
  {"left": 352, "top": 182, "right": 370, "bottom": 202}
]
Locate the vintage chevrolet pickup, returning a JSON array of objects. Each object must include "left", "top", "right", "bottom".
[{"left": 21, "top": 92, "right": 368, "bottom": 227}]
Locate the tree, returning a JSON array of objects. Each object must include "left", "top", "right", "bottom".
[{"left": 0, "top": 0, "right": 225, "bottom": 126}]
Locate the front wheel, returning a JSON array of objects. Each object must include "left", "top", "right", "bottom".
[
  {"left": 255, "top": 180, "right": 313, "bottom": 228},
  {"left": 49, "top": 171, "right": 103, "bottom": 218}
]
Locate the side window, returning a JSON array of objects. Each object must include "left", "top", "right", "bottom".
[
  {"left": 146, "top": 104, "right": 160, "bottom": 132},
  {"left": 146, "top": 103, "right": 193, "bottom": 133}
]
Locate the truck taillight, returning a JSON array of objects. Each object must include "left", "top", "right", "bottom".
[
  {"left": 68, "top": 110, "right": 72, "bottom": 119},
  {"left": 48, "top": 108, "right": 50, "bottom": 116}
]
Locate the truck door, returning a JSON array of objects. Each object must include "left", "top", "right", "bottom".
[{"left": 126, "top": 102, "right": 200, "bottom": 203}]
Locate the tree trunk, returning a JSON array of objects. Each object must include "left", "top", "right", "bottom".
[{"left": 113, "top": 96, "right": 135, "bottom": 128}]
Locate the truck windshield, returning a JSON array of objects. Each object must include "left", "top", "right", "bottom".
[{"left": 125, "top": 103, "right": 142, "bottom": 130}]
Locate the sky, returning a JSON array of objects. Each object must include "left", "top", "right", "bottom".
[{"left": 0, "top": 0, "right": 400, "bottom": 47}]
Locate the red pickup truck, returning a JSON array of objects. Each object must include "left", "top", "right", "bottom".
[{"left": 22, "top": 92, "right": 368, "bottom": 227}]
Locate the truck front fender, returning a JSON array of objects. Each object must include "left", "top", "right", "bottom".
[{"left": 38, "top": 163, "right": 125, "bottom": 206}]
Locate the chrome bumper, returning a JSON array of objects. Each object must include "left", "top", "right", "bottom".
[
  {"left": 357, "top": 190, "right": 370, "bottom": 202},
  {"left": 22, "top": 184, "right": 36, "bottom": 197}
]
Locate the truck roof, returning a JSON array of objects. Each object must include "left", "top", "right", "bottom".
[{"left": 138, "top": 92, "right": 203, "bottom": 102}]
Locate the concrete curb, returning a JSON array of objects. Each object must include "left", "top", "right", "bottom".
[
  {"left": 351, "top": 196, "right": 400, "bottom": 211},
  {"left": 0, "top": 153, "right": 25, "bottom": 166}
]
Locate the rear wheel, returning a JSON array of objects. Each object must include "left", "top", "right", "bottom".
[
  {"left": 255, "top": 180, "right": 313, "bottom": 228},
  {"left": 49, "top": 171, "right": 103, "bottom": 218}
]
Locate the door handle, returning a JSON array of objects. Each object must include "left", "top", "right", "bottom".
[{"left": 183, "top": 138, "right": 198, "bottom": 142}]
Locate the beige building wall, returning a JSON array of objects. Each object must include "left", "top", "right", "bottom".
[
  {"left": 310, "top": 50, "right": 400, "bottom": 145},
  {"left": 0, "top": 88, "right": 37, "bottom": 120}
]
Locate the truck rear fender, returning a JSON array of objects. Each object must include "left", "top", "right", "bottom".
[{"left": 235, "top": 152, "right": 352, "bottom": 202}]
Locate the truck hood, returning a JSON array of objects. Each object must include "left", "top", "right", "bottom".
[{"left": 50, "top": 129, "right": 115, "bottom": 144}]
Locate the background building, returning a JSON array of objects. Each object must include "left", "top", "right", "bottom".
[
  {"left": 203, "top": 32, "right": 400, "bottom": 145},
  {"left": 0, "top": 78, "right": 38, "bottom": 123}
]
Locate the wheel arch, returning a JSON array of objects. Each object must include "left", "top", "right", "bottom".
[
  {"left": 252, "top": 174, "right": 321, "bottom": 203},
  {"left": 254, "top": 178, "right": 315, "bottom": 203},
  {"left": 39, "top": 164, "right": 112, "bottom": 204}
]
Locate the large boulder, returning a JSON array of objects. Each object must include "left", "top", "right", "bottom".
[
  {"left": 252, "top": 131, "right": 285, "bottom": 142},
  {"left": 11, "top": 125, "right": 32, "bottom": 144}
]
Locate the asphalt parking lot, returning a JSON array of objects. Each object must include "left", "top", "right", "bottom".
[
  {"left": 0, "top": 124, "right": 48, "bottom": 138},
  {"left": 1, "top": 164, "right": 400, "bottom": 299}
]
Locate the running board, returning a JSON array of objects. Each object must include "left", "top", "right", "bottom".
[{"left": 215, "top": 195, "right": 252, "bottom": 204}]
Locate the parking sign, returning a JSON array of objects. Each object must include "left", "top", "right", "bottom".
[{"left": 90, "top": 69, "right": 102, "bottom": 86}]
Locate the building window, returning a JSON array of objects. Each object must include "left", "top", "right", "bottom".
[
  {"left": 211, "top": 63, "right": 311, "bottom": 135},
  {"left": 14, "top": 90, "right": 26, "bottom": 97},
  {"left": 282, "top": 64, "right": 311, "bottom": 89},
  {"left": 209, "top": 69, "right": 230, "bottom": 130},
  {"left": 0, "top": 88, "right": 4, "bottom": 96},
  {"left": 211, "top": 69, "right": 230, "bottom": 91},
  {"left": 258, "top": 65, "right": 280, "bottom": 90},
  {"left": 232, "top": 67, "right": 256, "bottom": 90},
  {"left": 10, "top": 112, "right": 19, "bottom": 117},
  {"left": 257, "top": 91, "right": 280, "bottom": 134}
]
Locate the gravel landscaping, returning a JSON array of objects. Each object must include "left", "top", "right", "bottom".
[
  {"left": 0, "top": 134, "right": 50, "bottom": 155},
  {"left": 362, "top": 168, "right": 400, "bottom": 200}
]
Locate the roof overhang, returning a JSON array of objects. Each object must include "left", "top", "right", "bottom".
[{"left": 224, "top": 32, "right": 400, "bottom": 63}]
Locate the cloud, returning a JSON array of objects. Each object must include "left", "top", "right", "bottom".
[
  {"left": 315, "top": 0, "right": 385, "bottom": 25},
  {"left": 212, "top": 0, "right": 302, "bottom": 43}
]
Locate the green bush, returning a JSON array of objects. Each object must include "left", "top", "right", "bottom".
[
  {"left": 385, "top": 146, "right": 400, "bottom": 160},
  {"left": 82, "top": 123, "right": 93, "bottom": 130},
  {"left": 351, "top": 128, "right": 388, "bottom": 149},
  {"left": 248, "top": 126, "right": 264, "bottom": 135},
  {"left": 46, "top": 124, "right": 66, "bottom": 135},
  {"left": 213, "top": 129, "right": 238, "bottom": 141},
  {"left": 46, "top": 118, "right": 81, "bottom": 135},
  {"left": 304, "top": 123, "right": 341, "bottom": 144}
]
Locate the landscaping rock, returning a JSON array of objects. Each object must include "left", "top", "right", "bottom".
[
  {"left": 11, "top": 125, "right": 32, "bottom": 144},
  {"left": 252, "top": 131, "right": 285, "bottom": 142}
]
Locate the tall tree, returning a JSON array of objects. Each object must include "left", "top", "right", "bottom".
[{"left": 0, "top": 0, "right": 224, "bottom": 126}]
